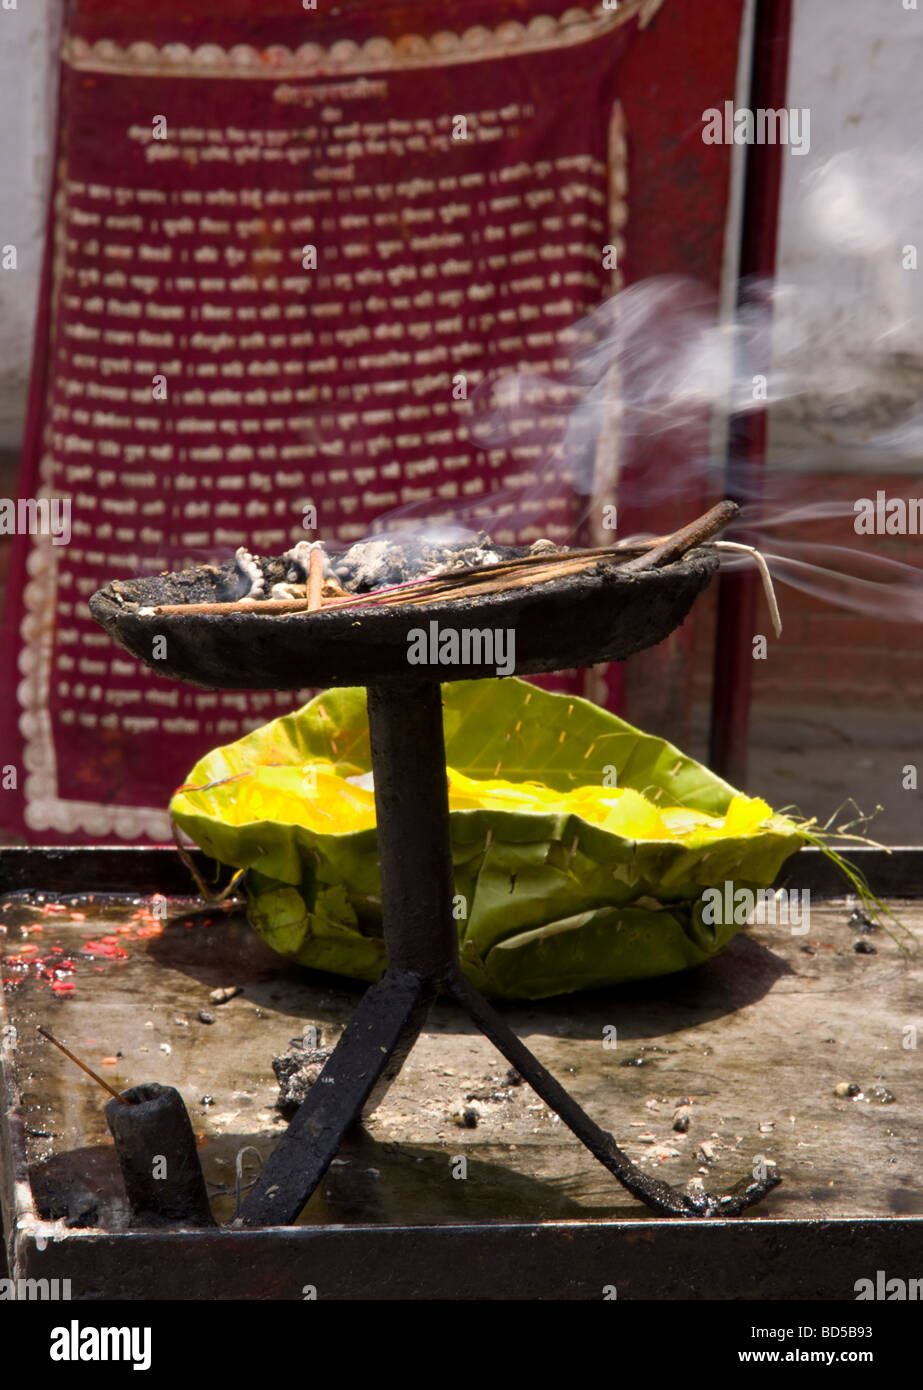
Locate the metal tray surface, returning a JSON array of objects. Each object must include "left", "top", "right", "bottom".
[{"left": 1, "top": 846, "right": 921, "bottom": 1299}]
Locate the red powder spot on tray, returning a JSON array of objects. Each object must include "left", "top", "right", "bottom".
[
  {"left": 117, "top": 924, "right": 134, "bottom": 935},
  {"left": 101, "top": 1056, "right": 118, "bottom": 1065},
  {"left": 19, "top": 945, "right": 39, "bottom": 955},
  {"left": 48, "top": 946, "right": 63, "bottom": 954},
  {"left": 69, "top": 911, "right": 87, "bottom": 922},
  {"left": 51, "top": 981, "right": 75, "bottom": 994},
  {"left": 42, "top": 904, "right": 69, "bottom": 916},
  {"left": 82, "top": 939, "right": 128, "bottom": 958},
  {"left": 135, "top": 924, "right": 163, "bottom": 938}
]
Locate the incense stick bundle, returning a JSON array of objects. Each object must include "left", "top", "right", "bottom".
[
  {"left": 368, "top": 552, "right": 625, "bottom": 607},
  {"left": 149, "top": 553, "right": 628, "bottom": 616},
  {"left": 144, "top": 502, "right": 738, "bottom": 617}
]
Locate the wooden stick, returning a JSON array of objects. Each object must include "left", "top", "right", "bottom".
[
  {"left": 37, "top": 1026, "right": 134, "bottom": 1105},
  {"left": 621, "top": 500, "right": 739, "bottom": 572},
  {"left": 307, "top": 545, "right": 324, "bottom": 611}
]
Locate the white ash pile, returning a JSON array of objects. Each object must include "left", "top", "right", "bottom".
[
  {"left": 331, "top": 531, "right": 522, "bottom": 593},
  {"left": 221, "top": 532, "right": 564, "bottom": 602}
]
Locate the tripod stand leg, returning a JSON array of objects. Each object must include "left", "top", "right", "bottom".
[
  {"left": 237, "top": 681, "right": 456, "bottom": 1229},
  {"left": 450, "top": 970, "right": 780, "bottom": 1218},
  {"left": 235, "top": 968, "right": 433, "bottom": 1227}
]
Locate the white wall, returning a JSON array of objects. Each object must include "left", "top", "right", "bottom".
[{"left": 770, "top": 0, "right": 923, "bottom": 469}]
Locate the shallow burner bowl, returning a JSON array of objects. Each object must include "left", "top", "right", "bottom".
[{"left": 89, "top": 546, "right": 719, "bottom": 690}]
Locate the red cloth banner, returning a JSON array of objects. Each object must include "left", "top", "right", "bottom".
[{"left": 0, "top": 0, "right": 742, "bottom": 842}]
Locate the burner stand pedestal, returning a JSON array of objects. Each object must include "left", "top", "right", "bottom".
[{"left": 235, "top": 680, "right": 778, "bottom": 1226}]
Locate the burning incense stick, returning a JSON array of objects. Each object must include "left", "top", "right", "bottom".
[
  {"left": 37, "top": 1025, "right": 134, "bottom": 1105},
  {"left": 715, "top": 539, "right": 783, "bottom": 637}
]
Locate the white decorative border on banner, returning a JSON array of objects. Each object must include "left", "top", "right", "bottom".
[
  {"left": 18, "top": 469, "right": 172, "bottom": 838},
  {"left": 63, "top": 2, "right": 666, "bottom": 79}
]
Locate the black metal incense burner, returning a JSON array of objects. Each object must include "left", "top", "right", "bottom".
[
  {"left": 90, "top": 542, "right": 718, "bottom": 688},
  {"left": 91, "top": 541, "right": 779, "bottom": 1221}
]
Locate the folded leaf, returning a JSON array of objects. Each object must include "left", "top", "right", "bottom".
[{"left": 171, "top": 679, "right": 806, "bottom": 998}]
